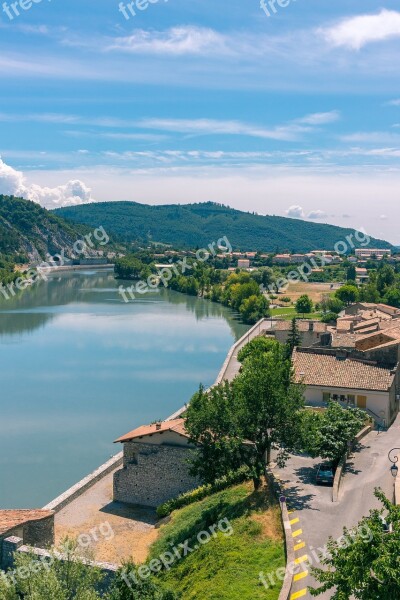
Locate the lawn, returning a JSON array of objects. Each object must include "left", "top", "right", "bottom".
[
  {"left": 270, "top": 306, "right": 322, "bottom": 320},
  {"left": 151, "top": 481, "right": 285, "bottom": 600}
]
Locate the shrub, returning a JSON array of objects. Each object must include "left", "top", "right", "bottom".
[{"left": 156, "top": 466, "right": 252, "bottom": 518}]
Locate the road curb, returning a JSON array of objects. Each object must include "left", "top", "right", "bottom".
[{"left": 265, "top": 469, "right": 295, "bottom": 600}]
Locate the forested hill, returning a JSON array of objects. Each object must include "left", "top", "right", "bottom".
[
  {"left": 56, "top": 201, "right": 393, "bottom": 253},
  {"left": 0, "top": 195, "right": 90, "bottom": 262}
]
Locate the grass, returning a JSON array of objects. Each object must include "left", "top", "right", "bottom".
[
  {"left": 270, "top": 307, "right": 322, "bottom": 320},
  {"left": 151, "top": 481, "right": 285, "bottom": 600}
]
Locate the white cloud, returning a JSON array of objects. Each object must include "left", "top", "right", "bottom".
[
  {"left": 0, "top": 158, "right": 93, "bottom": 208},
  {"left": 307, "top": 210, "right": 329, "bottom": 220},
  {"left": 286, "top": 205, "right": 305, "bottom": 219},
  {"left": 387, "top": 99, "right": 400, "bottom": 106},
  {"left": 107, "top": 26, "right": 229, "bottom": 56},
  {"left": 321, "top": 10, "right": 400, "bottom": 50},
  {"left": 296, "top": 111, "right": 340, "bottom": 125},
  {"left": 380, "top": 214, "right": 388, "bottom": 220}
]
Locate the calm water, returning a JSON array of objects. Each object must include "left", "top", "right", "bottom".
[{"left": 0, "top": 269, "right": 248, "bottom": 509}]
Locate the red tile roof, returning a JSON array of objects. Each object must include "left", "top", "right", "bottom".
[
  {"left": 0, "top": 510, "right": 53, "bottom": 536},
  {"left": 293, "top": 349, "right": 395, "bottom": 392},
  {"left": 114, "top": 418, "right": 189, "bottom": 444}
]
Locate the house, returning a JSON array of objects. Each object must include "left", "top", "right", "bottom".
[
  {"left": 293, "top": 347, "right": 399, "bottom": 426},
  {"left": 113, "top": 419, "right": 200, "bottom": 508},
  {"left": 270, "top": 320, "right": 329, "bottom": 347},
  {"left": 355, "top": 248, "right": 391, "bottom": 260},
  {"left": 0, "top": 510, "right": 54, "bottom": 569},
  {"left": 238, "top": 259, "right": 251, "bottom": 269},
  {"left": 355, "top": 268, "right": 369, "bottom": 283}
]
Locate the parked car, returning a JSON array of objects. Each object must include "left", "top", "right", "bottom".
[{"left": 316, "top": 463, "right": 336, "bottom": 486}]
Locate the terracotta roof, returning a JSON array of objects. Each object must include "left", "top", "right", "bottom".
[
  {"left": 331, "top": 333, "right": 359, "bottom": 348},
  {"left": 0, "top": 510, "right": 53, "bottom": 536},
  {"left": 293, "top": 349, "right": 395, "bottom": 392},
  {"left": 114, "top": 418, "right": 189, "bottom": 444}
]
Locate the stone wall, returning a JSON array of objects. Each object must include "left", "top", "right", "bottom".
[
  {"left": 0, "top": 515, "right": 54, "bottom": 570},
  {"left": 114, "top": 441, "right": 200, "bottom": 507}
]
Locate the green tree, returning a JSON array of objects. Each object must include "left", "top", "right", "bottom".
[
  {"left": 335, "top": 285, "right": 359, "bottom": 305},
  {"left": 286, "top": 317, "right": 301, "bottom": 355},
  {"left": 1, "top": 538, "right": 103, "bottom": 600},
  {"left": 377, "top": 264, "right": 395, "bottom": 295},
  {"left": 311, "top": 402, "right": 366, "bottom": 466},
  {"left": 239, "top": 294, "right": 270, "bottom": 324},
  {"left": 295, "top": 295, "right": 313, "bottom": 315},
  {"left": 237, "top": 336, "right": 278, "bottom": 363},
  {"left": 233, "top": 346, "right": 304, "bottom": 486},
  {"left": 311, "top": 490, "right": 400, "bottom": 600},
  {"left": 320, "top": 296, "right": 344, "bottom": 315},
  {"left": 185, "top": 383, "right": 246, "bottom": 485},
  {"left": 384, "top": 287, "right": 400, "bottom": 308},
  {"left": 346, "top": 264, "right": 357, "bottom": 282},
  {"left": 186, "top": 345, "right": 304, "bottom": 489}
]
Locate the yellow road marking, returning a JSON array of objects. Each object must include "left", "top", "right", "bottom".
[
  {"left": 294, "top": 542, "right": 306, "bottom": 551},
  {"left": 292, "top": 529, "right": 302, "bottom": 538},
  {"left": 294, "top": 571, "right": 308, "bottom": 582},
  {"left": 294, "top": 555, "right": 309, "bottom": 565},
  {"left": 290, "top": 518, "right": 300, "bottom": 526},
  {"left": 290, "top": 590, "right": 307, "bottom": 599}
]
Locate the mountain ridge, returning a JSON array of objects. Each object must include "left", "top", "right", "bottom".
[{"left": 55, "top": 201, "right": 394, "bottom": 253}]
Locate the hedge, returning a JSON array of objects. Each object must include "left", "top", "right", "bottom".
[{"left": 156, "top": 466, "right": 252, "bottom": 518}]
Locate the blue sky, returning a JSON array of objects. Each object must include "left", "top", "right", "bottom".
[{"left": 1, "top": 1, "right": 400, "bottom": 242}]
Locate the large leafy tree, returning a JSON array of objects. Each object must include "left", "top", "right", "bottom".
[
  {"left": 186, "top": 343, "right": 304, "bottom": 489},
  {"left": 309, "top": 402, "right": 366, "bottom": 466},
  {"left": 184, "top": 383, "right": 246, "bottom": 484},
  {"left": 311, "top": 490, "right": 400, "bottom": 600},
  {"left": 107, "top": 563, "right": 177, "bottom": 600},
  {"left": 295, "top": 295, "right": 313, "bottom": 315},
  {"left": 335, "top": 285, "right": 359, "bottom": 305}
]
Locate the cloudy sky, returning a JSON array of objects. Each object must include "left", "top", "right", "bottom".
[{"left": 1, "top": 1, "right": 400, "bottom": 242}]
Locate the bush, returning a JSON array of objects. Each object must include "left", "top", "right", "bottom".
[
  {"left": 321, "top": 312, "right": 338, "bottom": 323},
  {"left": 237, "top": 336, "right": 278, "bottom": 363},
  {"left": 156, "top": 467, "right": 252, "bottom": 518}
]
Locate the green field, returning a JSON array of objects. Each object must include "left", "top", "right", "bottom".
[
  {"left": 151, "top": 482, "right": 285, "bottom": 600},
  {"left": 271, "top": 307, "right": 322, "bottom": 320}
]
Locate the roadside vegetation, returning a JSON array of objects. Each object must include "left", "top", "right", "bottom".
[{"left": 150, "top": 481, "right": 285, "bottom": 600}]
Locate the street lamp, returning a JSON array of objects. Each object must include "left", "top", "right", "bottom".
[{"left": 388, "top": 448, "right": 400, "bottom": 477}]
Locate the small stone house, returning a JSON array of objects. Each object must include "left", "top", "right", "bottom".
[
  {"left": 0, "top": 509, "right": 54, "bottom": 569},
  {"left": 113, "top": 419, "right": 200, "bottom": 508}
]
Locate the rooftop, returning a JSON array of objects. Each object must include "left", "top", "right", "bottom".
[
  {"left": 292, "top": 348, "right": 395, "bottom": 392},
  {"left": 114, "top": 418, "right": 189, "bottom": 444},
  {"left": 0, "top": 510, "right": 54, "bottom": 536}
]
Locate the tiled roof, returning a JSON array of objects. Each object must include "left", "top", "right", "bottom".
[
  {"left": 331, "top": 333, "right": 359, "bottom": 348},
  {"left": 114, "top": 418, "right": 189, "bottom": 444},
  {"left": 293, "top": 349, "right": 395, "bottom": 392},
  {"left": 0, "top": 510, "right": 53, "bottom": 536}
]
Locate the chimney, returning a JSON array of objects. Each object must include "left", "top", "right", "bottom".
[
  {"left": 156, "top": 422, "right": 162, "bottom": 431},
  {"left": 309, "top": 321, "right": 314, "bottom": 332}
]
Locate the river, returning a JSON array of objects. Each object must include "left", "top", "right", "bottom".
[{"left": 0, "top": 269, "right": 248, "bottom": 508}]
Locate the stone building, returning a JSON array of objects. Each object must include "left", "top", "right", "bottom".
[
  {"left": 113, "top": 419, "right": 200, "bottom": 508},
  {"left": 0, "top": 509, "right": 54, "bottom": 569}
]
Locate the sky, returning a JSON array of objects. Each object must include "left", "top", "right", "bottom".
[{"left": 1, "top": 1, "right": 400, "bottom": 242}]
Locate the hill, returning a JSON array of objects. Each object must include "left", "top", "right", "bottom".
[
  {"left": 0, "top": 195, "right": 92, "bottom": 263},
  {"left": 55, "top": 201, "right": 393, "bottom": 253}
]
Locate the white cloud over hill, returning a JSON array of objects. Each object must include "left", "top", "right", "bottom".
[{"left": 0, "top": 158, "right": 93, "bottom": 208}]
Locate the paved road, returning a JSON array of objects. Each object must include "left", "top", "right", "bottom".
[{"left": 275, "top": 415, "right": 400, "bottom": 599}]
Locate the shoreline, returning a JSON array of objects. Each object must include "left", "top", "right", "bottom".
[{"left": 44, "top": 317, "right": 272, "bottom": 510}]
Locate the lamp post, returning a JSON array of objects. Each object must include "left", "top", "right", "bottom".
[{"left": 388, "top": 448, "right": 400, "bottom": 478}]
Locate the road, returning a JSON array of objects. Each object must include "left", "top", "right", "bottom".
[{"left": 275, "top": 416, "right": 400, "bottom": 599}]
